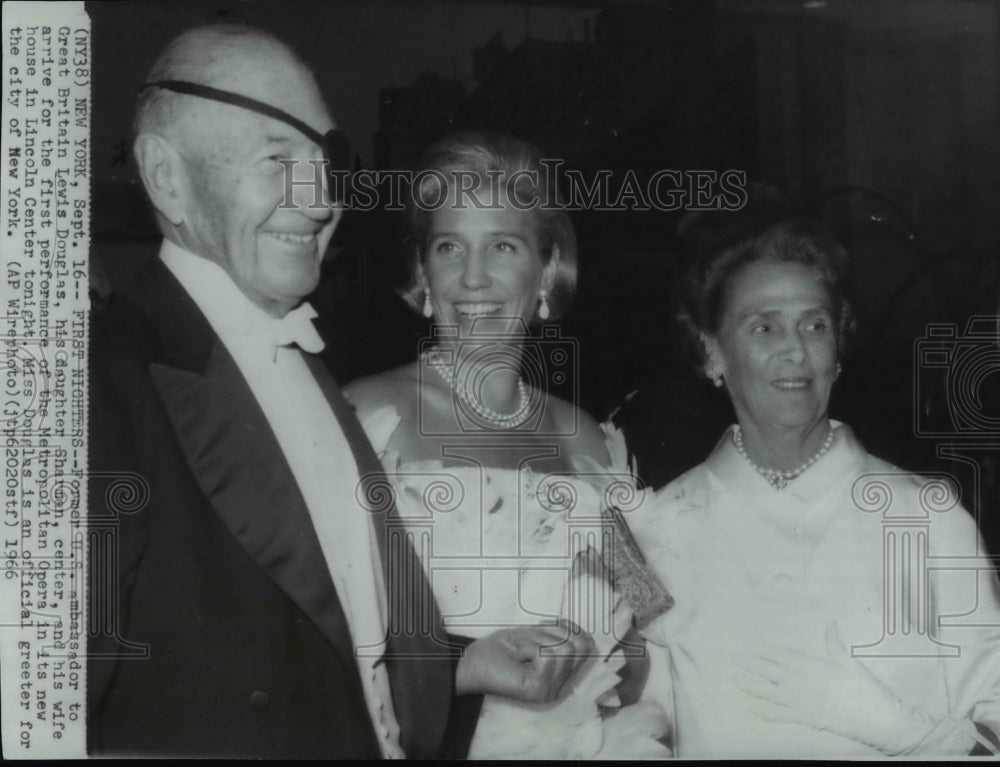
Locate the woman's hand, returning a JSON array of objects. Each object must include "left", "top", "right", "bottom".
[
  {"left": 732, "top": 621, "right": 978, "bottom": 755},
  {"left": 456, "top": 619, "right": 596, "bottom": 703}
]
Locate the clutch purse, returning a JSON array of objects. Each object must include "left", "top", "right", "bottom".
[{"left": 602, "top": 505, "right": 674, "bottom": 631}]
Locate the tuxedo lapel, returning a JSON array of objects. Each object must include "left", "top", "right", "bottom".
[
  {"left": 132, "top": 256, "right": 459, "bottom": 758},
  {"left": 133, "top": 260, "right": 357, "bottom": 667},
  {"left": 302, "top": 351, "right": 459, "bottom": 760}
]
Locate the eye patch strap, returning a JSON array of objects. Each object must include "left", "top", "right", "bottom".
[{"left": 139, "top": 79, "right": 350, "bottom": 172}]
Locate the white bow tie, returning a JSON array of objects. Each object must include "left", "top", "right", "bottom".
[{"left": 269, "top": 302, "right": 326, "bottom": 354}]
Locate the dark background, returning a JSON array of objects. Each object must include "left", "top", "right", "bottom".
[{"left": 89, "top": 0, "right": 1000, "bottom": 543}]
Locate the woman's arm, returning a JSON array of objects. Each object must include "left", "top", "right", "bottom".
[
  {"left": 732, "top": 486, "right": 1000, "bottom": 756},
  {"left": 931, "top": 503, "right": 1000, "bottom": 755}
]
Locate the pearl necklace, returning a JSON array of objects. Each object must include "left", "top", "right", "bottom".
[
  {"left": 424, "top": 349, "right": 533, "bottom": 428},
  {"left": 733, "top": 425, "right": 836, "bottom": 490}
]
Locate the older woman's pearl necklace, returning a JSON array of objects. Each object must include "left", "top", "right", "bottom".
[
  {"left": 733, "top": 425, "right": 836, "bottom": 490},
  {"left": 424, "top": 349, "right": 533, "bottom": 428}
]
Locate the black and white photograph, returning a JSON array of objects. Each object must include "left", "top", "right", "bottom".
[{"left": 2, "top": 0, "right": 1000, "bottom": 759}]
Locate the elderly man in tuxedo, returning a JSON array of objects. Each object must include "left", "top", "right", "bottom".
[{"left": 87, "top": 24, "right": 589, "bottom": 758}]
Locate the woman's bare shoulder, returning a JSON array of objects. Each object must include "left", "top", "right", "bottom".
[
  {"left": 343, "top": 362, "right": 421, "bottom": 422},
  {"left": 545, "top": 394, "right": 612, "bottom": 465}
]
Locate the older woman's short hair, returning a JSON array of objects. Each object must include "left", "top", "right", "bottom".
[
  {"left": 677, "top": 214, "right": 856, "bottom": 371},
  {"left": 399, "top": 130, "right": 578, "bottom": 321}
]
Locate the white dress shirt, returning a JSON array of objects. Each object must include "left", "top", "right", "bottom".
[{"left": 160, "top": 240, "right": 403, "bottom": 758}]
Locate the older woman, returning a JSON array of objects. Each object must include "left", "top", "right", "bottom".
[
  {"left": 345, "top": 131, "right": 670, "bottom": 759},
  {"left": 628, "top": 215, "right": 1000, "bottom": 758}
]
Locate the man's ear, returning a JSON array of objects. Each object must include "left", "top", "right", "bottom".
[
  {"left": 134, "top": 132, "right": 187, "bottom": 227},
  {"left": 541, "top": 244, "right": 560, "bottom": 291}
]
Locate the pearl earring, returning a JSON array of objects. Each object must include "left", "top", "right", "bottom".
[
  {"left": 422, "top": 289, "right": 433, "bottom": 319},
  {"left": 835, "top": 361, "right": 843, "bottom": 380},
  {"left": 538, "top": 289, "right": 550, "bottom": 321}
]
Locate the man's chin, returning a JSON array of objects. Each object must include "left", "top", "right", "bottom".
[
  {"left": 271, "top": 261, "right": 321, "bottom": 294},
  {"left": 255, "top": 274, "right": 321, "bottom": 316},
  {"left": 281, "top": 281, "right": 321, "bottom": 308}
]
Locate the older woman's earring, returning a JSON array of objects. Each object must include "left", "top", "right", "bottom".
[
  {"left": 709, "top": 371, "right": 723, "bottom": 387},
  {"left": 538, "top": 289, "right": 550, "bottom": 321},
  {"left": 422, "top": 290, "right": 433, "bottom": 319},
  {"left": 835, "top": 361, "right": 843, "bottom": 380}
]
